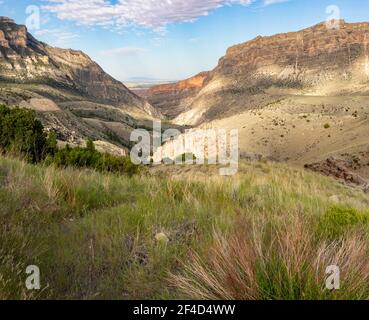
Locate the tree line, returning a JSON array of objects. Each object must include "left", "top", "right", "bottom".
[{"left": 0, "top": 105, "right": 140, "bottom": 176}]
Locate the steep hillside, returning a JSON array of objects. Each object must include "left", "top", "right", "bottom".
[
  {"left": 149, "top": 20, "right": 369, "bottom": 125},
  {"left": 147, "top": 72, "right": 209, "bottom": 118},
  {"left": 0, "top": 17, "right": 161, "bottom": 153},
  {"left": 0, "top": 17, "right": 159, "bottom": 114},
  {"left": 147, "top": 21, "right": 369, "bottom": 181}
]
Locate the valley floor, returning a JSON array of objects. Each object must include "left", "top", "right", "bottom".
[{"left": 1, "top": 156, "right": 369, "bottom": 300}]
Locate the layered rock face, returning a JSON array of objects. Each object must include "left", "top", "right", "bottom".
[
  {"left": 0, "top": 17, "right": 159, "bottom": 118},
  {"left": 214, "top": 20, "right": 369, "bottom": 87},
  {"left": 147, "top": 72, "right": 209, "bottom": 118},
  {"left": 148, "top": 20, "right": 369, "bottom": 125}
]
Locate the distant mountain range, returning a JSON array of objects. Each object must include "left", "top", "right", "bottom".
[{"left": 125, "top": 77, "right": 177, "bottom": 83}]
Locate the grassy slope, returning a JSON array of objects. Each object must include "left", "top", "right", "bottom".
[
  {"left": 1, "top": 156, "right": 369, "bottom": 300},
  {"left": 208, "top": 95, "right": 369, "bottom": 169},
  {"left": 0, "top": 84, "right": 152, "bottom": 153}
]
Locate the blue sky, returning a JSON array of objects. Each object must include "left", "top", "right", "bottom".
[{"left": 1, "top": 0, "right": 369, "bottom": 81}]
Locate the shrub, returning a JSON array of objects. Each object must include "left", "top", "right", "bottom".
[
  {"left": 318, "top": 205, "right": 369, "bottom": 239},
  {"left": 0, "top": 105, "right": 53, "bottom": 162},
  {"left": 0, "top": 105, "right": 140, "bottom": 176},
  {"left": 95, "top": 152, "right": 142, "bottom": 176},
  {"left": 49, "top": 141, "right": 141, "bottom": 176},
  {"left": 45, "top": 132, "right": 58, "bottom": 157},
  {"left": 324, "top": 123, "right": 330, "bottom": 129}
]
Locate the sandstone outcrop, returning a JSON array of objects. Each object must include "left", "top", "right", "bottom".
[
  {"left": 305, "top": 157, "right": 369, "bottom": 191},
  {"left": 147, "top": 72, "right": 209, "bottom": 118},
  {"left": 147, "top": 20, "right": 369, "bottom": 124},
  {"left": 0, "top": 17, "right": 160, "bottom": 118}
]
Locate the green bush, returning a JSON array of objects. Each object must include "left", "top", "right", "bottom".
[
  {"left": 49, "top": 140, "right": 141, "bottom": 176},
  {"left": 318, "top": 205, "right": 369, "bottom": 239},
  {"left": 0, "top": 105, "right": 52, "bottom": 162},
  {"left": 45, "top": 131, "right": 58, "bottom": 156},
  {"left": 0, "top": 105, "right": 140, "bottom": 176}
]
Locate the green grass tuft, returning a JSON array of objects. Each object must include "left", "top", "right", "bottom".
[{"left": 318, "top": 205, "right": 369, "bottom": 239}]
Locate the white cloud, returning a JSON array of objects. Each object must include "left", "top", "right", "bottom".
[
  {"left": 35, "top": 28, "right": 80, "bottom": 45},
  {"left": 42, "top": 0, "right": 255, "bottom": 31},
  {"left": 100, "top": 46, "right": 147, "bottom": 56}
]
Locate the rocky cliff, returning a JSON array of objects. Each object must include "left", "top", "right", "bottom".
[
  {"left": 213, "top": 20, "right": 369, "bottom": 88},
  {"left": 0, "top": 17, "right": 160, "bottom": 118},
  {"left": 148, "top": 20, "right": 369, "bottom": 125},
  {"left": 0, "top": 17, "right": 163, "bottom": 154},
  {"left": 147, "top": 72, "right": 209, "bottom": 118}
]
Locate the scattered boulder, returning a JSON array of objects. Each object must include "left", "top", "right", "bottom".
[
  {"left": 305, "top": 157, "right": 367, "bottom": 187},
  {"left": 155, "top": 233, "right": 169, "bottom": 244}
]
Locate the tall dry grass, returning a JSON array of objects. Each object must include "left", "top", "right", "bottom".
[
  {"left": 2, "top": 156, "right": 369, "bottom": 299},
  {"left": 170, "top": 214, "right": 369, "bottom": 300}
]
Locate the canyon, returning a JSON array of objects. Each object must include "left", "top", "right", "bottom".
[
  {"left": 147, "top": 20, "right": 369, "bottom": 183},
  {"left": 2, "top": 16, "right": 369, "bottom": 185}
]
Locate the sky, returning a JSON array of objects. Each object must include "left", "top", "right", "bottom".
[{"left": 1, "top": 0, "right": 369, "bottom": 82}]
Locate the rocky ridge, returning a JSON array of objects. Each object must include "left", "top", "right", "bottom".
[
  {"left": 0, "top": 17, "right": 163, "bottom": 154},
  {"left": 0, "top": 17, "right": 160, "bottom": 118},
  {"left": 148, "top": 20, "right": 369, "bottom": 125}
]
